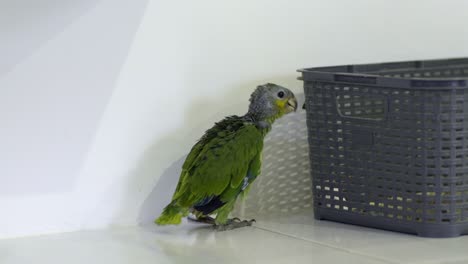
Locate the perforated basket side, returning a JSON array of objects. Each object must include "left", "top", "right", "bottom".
[{"left": 302, "top": 63, "right": 468, "bottom": 237}]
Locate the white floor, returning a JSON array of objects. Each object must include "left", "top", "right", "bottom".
[{"left": 3, "top": 208, "right": 468, "bottom": 264}]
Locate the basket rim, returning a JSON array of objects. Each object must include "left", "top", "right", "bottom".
[{"left": 298, "top": 57, "right": 468, "bottom": 89}]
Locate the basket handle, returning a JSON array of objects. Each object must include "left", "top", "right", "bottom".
[
  {"left": 333, "top": 92, "right": 389, "bottom": 122},
  {"left": 331, "top": 91, "right": 388, "bottom": 147}
]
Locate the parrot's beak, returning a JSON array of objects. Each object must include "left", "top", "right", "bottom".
[{"left": 286, "top": 97, "right": 298, "bottom": 113}]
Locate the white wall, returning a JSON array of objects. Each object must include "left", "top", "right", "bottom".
[{"left": 2, "top": 0, "right": 468, "bottom": 238}]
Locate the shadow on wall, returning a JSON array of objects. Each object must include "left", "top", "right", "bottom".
[
  {"left": 138, "top": 156, "right": 186, "bottom": 224},
  {"left": 1, "top": 0, "right": 101, "bottom": 75},
  {"left": 0, "top": 0, "right": 150, "bottom": 197},
  {"left": 120, "top": 77, "right": 306, "bottom": 224}
]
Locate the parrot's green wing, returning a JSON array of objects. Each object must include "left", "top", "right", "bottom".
[{"left": 172, "top": 116, "right": 264, "bottom": 207}]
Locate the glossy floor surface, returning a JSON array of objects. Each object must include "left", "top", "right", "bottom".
[{"left": 3, "top": 208, "right": 468, "bottom": 264}]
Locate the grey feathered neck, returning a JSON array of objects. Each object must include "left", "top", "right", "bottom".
[{"left": 245, "top": 84, "right": 277, "bottom": 126}]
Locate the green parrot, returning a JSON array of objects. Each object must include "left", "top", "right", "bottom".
[{"left": 155, "top": 83, "right": 298, "bottom": 230}]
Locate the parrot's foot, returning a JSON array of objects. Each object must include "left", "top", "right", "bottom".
[{"left": 214, "top": 218, "right": 256, "bottom": 231}]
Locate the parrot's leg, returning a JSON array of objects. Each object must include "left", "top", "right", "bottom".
[
  {"left": 213, "top": 200, "right": 255, "bottom": 230},
  {"left": 214, "top": 218, "right": 256, "bottom": 231},
  {"left": 187, "top": 215, "right": 216, "bottom": 225}
]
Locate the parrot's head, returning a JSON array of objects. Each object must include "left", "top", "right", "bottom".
[{"left": 247, "top": 83, "right": 297, "bottom": 122}]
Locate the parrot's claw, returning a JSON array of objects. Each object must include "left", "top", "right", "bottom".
[{"left": 214, "top": 218, "right": 256, "bottom": 231}]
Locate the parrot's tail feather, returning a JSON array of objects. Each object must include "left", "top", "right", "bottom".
[{"left": 155, "top": 203, "right": 184, "bottom": 225}]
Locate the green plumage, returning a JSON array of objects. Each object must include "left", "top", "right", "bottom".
[{"left": 155, "top": 83, "right": 297, "bottom": 227}]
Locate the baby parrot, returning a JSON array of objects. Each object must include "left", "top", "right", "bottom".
[{"left": 155, "top": 83, "right": 297, "bottom": 230}]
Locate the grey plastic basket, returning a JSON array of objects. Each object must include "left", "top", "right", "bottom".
[{"left": 299, "top": 58, "right": 468, "bottom": 237}]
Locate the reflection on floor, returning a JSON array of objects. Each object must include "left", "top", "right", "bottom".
[{"left": 3, "top": 208, "right": 468, "bottom": 264}]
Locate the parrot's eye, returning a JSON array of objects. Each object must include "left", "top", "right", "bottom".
[{"left": 277, "top": 91, "right": 285, "bottom": 98}]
